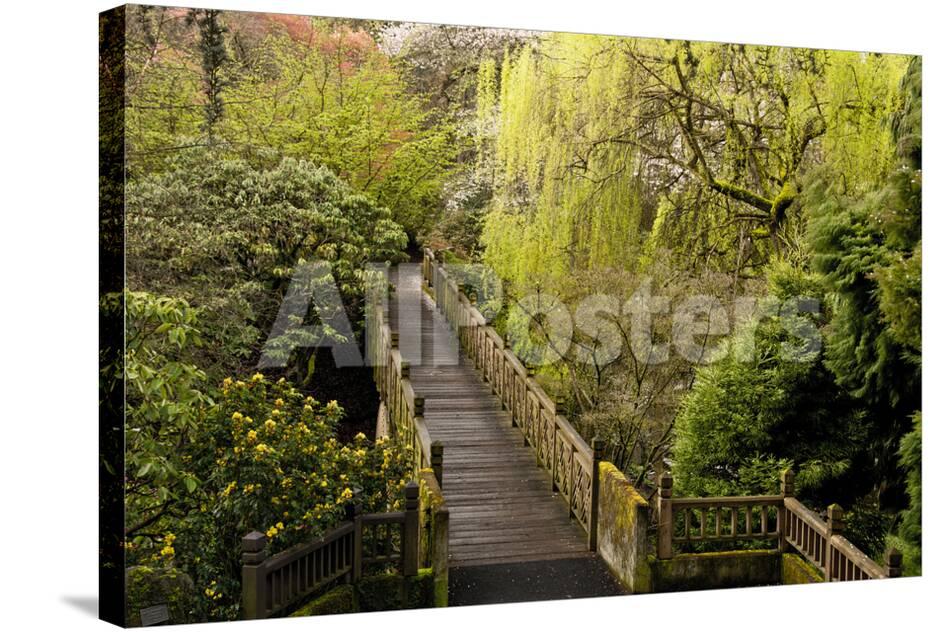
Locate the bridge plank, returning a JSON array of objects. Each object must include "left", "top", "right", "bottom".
[{"left": 389, "top": 266, "right": 591, "bottom": 569}]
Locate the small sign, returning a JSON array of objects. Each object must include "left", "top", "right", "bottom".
[{"left": 139, "top": 604, "right": 170, "bottom": 626}]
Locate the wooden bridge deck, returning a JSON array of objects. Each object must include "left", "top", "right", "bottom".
[{"left": 390, "top": 265, "right": 594, "bottom": 568}]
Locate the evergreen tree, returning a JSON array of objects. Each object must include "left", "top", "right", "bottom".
[
  {"left": 805, "top": 56, "right": 921, "bottom": 506},
  {"left": 187, "top": 9, "right": 230, "bottom": 146}
]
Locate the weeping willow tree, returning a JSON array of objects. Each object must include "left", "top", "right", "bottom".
[
  {"left": 481, "top": 35, "right": 649, "bottom": 288},
  {"left": 479, "top": 34, "right": 910, "bottom": 290}
]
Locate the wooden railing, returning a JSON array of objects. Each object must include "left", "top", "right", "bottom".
[
  {"left": 657, "top": 470, "right": 902, "bottom": 582},
  {"left": 422, "top": 248, "right": 603, "bottom": 548},
  {"left": 241, "top": 483, "right": 420, "bottom": 619},
  {"left": 367, "top": 290, "right": 444, "bottom": 486}
]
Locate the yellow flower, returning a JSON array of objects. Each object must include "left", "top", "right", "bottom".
[
  {"left": 303, "top": 404, "right": 313, "bottom": 413},
  {"left": 326, "top": 400, "right": 341, "bottom": 415},
  {"left": 264, "top": 419, "right": 277, "bottom": 432},
  {"left": 274, "top": 398, "right": 284, "bottom": 408},
  {"left": 354, "top": 432, "right": 367, "bottom": 442},
  {"left": 221, "top": 481, "right": 237, "bottom": 498},
  {"left": 231, "top": 412, "right": 243, "bottom": 422},
  {"left": 246, "top": 430, "right": 258, "bottom": 443},
  {"left": 222, "top": 377, "right": 233, "bottom": 389},
  {"left": 160, "top": 545, "right": 175, "bottom": 559},
  {"left": 252, "top": 373, "right": 265, "bottom": 382},
  {"left": 266, "top": 526, "right": 278, "bottom": 538},
  {"left": 255, "top": 443, "right": 270, "bottom": 453},
  {"left": 276, "top": 522, "right": 284, "bottom": 531},
  {"left": 340, "top": 487, "right": 353, "bottom": 500},
  {"left": 164, "top": 533, "right": 176, "bottom": 544}
]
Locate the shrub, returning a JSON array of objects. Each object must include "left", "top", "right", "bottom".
[{"left": 126, "top": 374, "right": 411, "bottom": 621}]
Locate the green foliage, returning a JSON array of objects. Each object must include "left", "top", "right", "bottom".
[
  {"left": 127, "top": 374, "right": 411, "bottom": 621},
  {"left": 355, "top": 569, "right": 434, "bottom": 611},
  {"left": 889, "top": 413, "right": 921, "bottom": 574},
  {"left": 673, "top": 264, "right": 867, "bottom": 501},
  {"left": 482, "top": 36, "right": 648, "bottom": 287},
  {"left": 126, "top": 9, "right": 459, "bottom": 236},
  {"left": 479, "top": 36, "right": 910, "bottom": 288},
  {"left": 844, "top": 498, "right": 894, "bottom": 560},
  {"left": 222, "top": 25, "right": 458, "bottom": 236},
  {"left": 804, "top": 56, "right": 921, "bottom": 501},
  {"left": 127, "top": 150, "right": 407, "bottom": 380},
  {"left": 106, "top": 291, "right": 212, "bottom": 540},
  {"left": 126, "top": 565, "right": 200, "bottom": 626},
  {"left": 290, "top": 584, "right": 355, "bottom": 617}
]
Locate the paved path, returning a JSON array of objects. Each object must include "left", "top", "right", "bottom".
[{"left": 389, "top": 265, "right": 626, "bottom": 601}]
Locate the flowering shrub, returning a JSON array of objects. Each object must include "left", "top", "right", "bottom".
[{"left": 127, "top": 373, "right": 411, "bottom": 621}]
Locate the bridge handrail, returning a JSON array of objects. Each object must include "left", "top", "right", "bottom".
[
  {"left": 241, "top": 483, "right": 420, "bottom": 619},
  {"left": 367, "top": 290, "right": 444, "bottom": 486},
  {"left": 656, "top": 470, "right": 902, "bottom": 582},
  {"left": 422, "top": 248, "right": 599, "bottom": 544}
]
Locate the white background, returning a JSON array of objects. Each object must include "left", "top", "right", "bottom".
[{"left": 0, "top": 0, "right": 941, "bottom": 629}]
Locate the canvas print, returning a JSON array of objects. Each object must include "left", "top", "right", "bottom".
[{"left": 99, "top": 4, "right": 922, "bottom": 626}]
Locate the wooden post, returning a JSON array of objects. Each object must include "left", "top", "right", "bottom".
[
  {"left": 403, "top": 482, "right": 420, "bottom": 577},
  {"left": 657, "top": 473, "right": 674, "bottom": 560},
  {"left": 431, "top": 505, "right": 450, "bottom": 606},
  {"left": 346, "top": 487, "right": 364, "bottom": 582},
  {"left": 431, "top": 441, "right": 444, "bottom": 487},
  {"left": 778, "top": 468, "right": 794, "bottom": 552},
  {"left": 551, "top": 397, "right": 566, "bottom": 493},
  {"left": 885, "top": 547, "right": 903, "bottom": 578},
  {"left": 781, "top": 468, "right": 795, "bottom": 497},
  {"left": 589, "top": 437, "right": 604, "bottom": 551},
  {"left": 521, "top": 369, "right": 532, "bottom": 446},
  {"left": 825, "top": 503, "right": 844, "bottom": 580},
  {"left": 241, "top": 531, "right": 269, "bottom": 620},
  {"left": 391, "top": 331, "right": 399, "bottom": 349}
]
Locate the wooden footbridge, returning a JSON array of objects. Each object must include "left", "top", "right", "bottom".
[
  {"left": 388, "top": 263, "right": 598, "bottom": 568},
  {"left": 241, "top": 249, "right": 904, "bottom": 618}
]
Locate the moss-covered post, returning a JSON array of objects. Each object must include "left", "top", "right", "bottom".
[
  {"left": 589, "top": 437, "right": 604, "bottom": 551},
  {"left": 412, "top": 395, "right": 425, "bottom": 461},
  {"left": 657, "top": 474, "right": 673, "bottom": 560},
  {"left": 241, "top": 531, "right": 268, "bottom": 620},
  {"left": 885, "top": 547, "right": 902, "bottom": 578},
  {"left": 431, "top": 504, "right": 450, "bottom": 607},
  {"left": 431, "top": 441, "right": 444, "bottom": 487},
  {"left": 778, "top": 469, "right": 794, "bottom": 553},
  {"left": 825, "top": 504, "right": 844, "bottom": 580},
  {"left": 346, "top": 487, "right": 364, "bottom": 582},
  {"left": 403, "top": 482, "right": 420, "bottom": 577}
]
